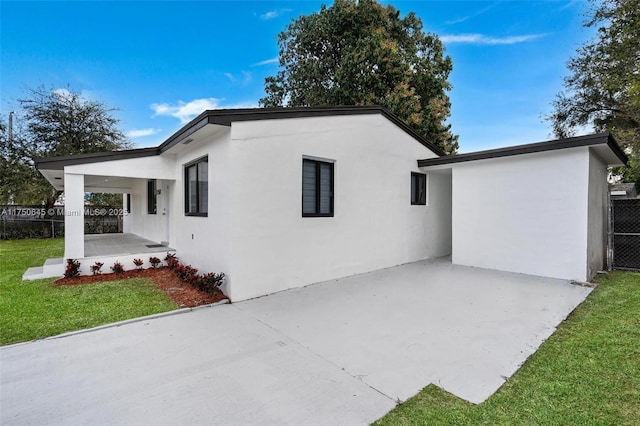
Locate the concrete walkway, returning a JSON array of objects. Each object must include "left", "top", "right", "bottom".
[
  {"left": 84, "top": 233, "right": 173, "bottom": 257},
  {"left": 0, "top": 258, "right": 592, "bottom": 425}
]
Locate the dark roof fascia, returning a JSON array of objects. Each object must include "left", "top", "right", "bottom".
[
  {"left": 159, "top": 106, "right": 446, "bottom": 156},
  {"left": 377, "top": 109, "right": 446, "bottom": 156},
  {"left": 417, "top": 132, "right": 628, "bottom": 167},
  {"left": 35, "top": 147, "right": 160, "bottom": 171},
  {"left": 604, "top": 132, "right": 629, "bottom": 165},
  {"left": 158, "top": 115, "right": 210, "bottom": 153},
  {"left": 36, "top": 106, "right": 446, "bottom": 170}
]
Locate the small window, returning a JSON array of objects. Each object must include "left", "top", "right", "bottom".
[
  {"left": 185, "top": 157, "right": 208, "bottom": 216},
  {"left": 302, "top": 158, "right": 334, "bottom": 217},
  {"left": 411, "top": 172, "right": 426, "bottom": 205},
  {"left": 126, "top": 194, "right": 131, "bottom": 214},
  {"left": 147, "top": 180, "right": 157, "bottom": 214}
]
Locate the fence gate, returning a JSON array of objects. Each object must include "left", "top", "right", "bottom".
[{"left": 609, "top": 198, "right": 640, "bottom": 271}]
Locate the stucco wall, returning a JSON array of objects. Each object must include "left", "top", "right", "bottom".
[
  {"left": 225, "top": 114, "right": 448, "bottom": 301},
  {"left": 586, "top": 150, "right": 608, "bottom": 279},
  {"left": 450, "top": 148, "right": 591, "bottom": 282},
  {"left": 169, "top": 131, "right": 232, "bottom": 291},
  {"left": 126, "top": 179, "right": 170, "bottom": 244}
]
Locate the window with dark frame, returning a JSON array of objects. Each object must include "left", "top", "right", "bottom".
[
  {"left": 411, "top": 172, "right": 426, "bottom": 205},
  {"left": 126, "top": 194, "right": 131, "bottom": 214},
  {"left": 302, "top": 158, "right": 334, "bottom": 217},
  {"left": 184, "top": 157, "right": 208, "bottom": 216},
  {"left": 147, "top": 179, "right": 157, "bottom": 214}
]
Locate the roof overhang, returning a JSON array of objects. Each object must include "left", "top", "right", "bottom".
[
  {"left": 34, "top": 147, "right": 160, "bottom": 171},
  {"left": 417, "top": 132, "right": 627, "bottom": 168},
  {"left": 35, "top": 106, "right": 444, "bottom": 181},
  {"left": 158, "top": 106, "right": 445, "bottom": 156}
]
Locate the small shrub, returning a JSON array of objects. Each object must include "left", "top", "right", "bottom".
[
  {"left": 174, "top": 263, "right": 199, "bottom": 285},
  {"left": 164, "top": 252, "right": 179, "bottom": 270},
  {"left": 90, "top": 261, "right": 104, "bottom": 275},
  {"left": 149, "top": 256, "right": 161, "bottom": 269},
  {"left": 133, "top": 258, "right": 144, "bottom": 271},
  {"left": 111, "top": 261, "right": 124, "bottom": 274},
  {"left": 163, "top": 253, "right": 225, "bottom": 297},
  {"left": 64, "top": 259, "right": 81, "bottom": 278},
  {"left": 198, "top": 272, "right": 225, "bottom": 295}
]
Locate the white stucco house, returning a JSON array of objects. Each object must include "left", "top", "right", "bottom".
[{"left": 32, "top": 106, "right": 627, "bottom": 301}]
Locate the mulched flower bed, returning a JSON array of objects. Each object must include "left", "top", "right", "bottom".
[{"left": 54, "top": 268, "right": 228, "bottom": 308}]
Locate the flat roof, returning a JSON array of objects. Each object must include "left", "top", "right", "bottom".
[{"left": 417, "top": 132, "right": 628, "bottom": 167}]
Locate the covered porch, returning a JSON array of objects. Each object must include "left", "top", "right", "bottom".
[
  {"left": 84, "top": 233, "right": 174, "bottom": 257},
  {"left": 23, "top": 233, "right": 175, "bottom": 280},
  {"left": 32, "top": 151, "right": 178, "bottom": 271}
]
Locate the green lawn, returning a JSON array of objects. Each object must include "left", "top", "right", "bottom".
[
  {"left": 0, "top": 238, "right": 177, "bottom": 346},
  {"left": 375, "top": 270, "right": 640, "bottom": 426}
]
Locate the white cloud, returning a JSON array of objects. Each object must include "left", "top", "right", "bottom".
[
  {"left": 52, "top": 88, "right": 71, "bottom": 97},
  {"left": 52, "top": 88, "right": 104, "bottom": 103},
  {"left": 252, "top": 57, "right": 279, "bottom": 66},
  {"left": 558, "top": 0, "right": 582, "bottom": 11},
  {"left": 52, "top": 88, "right": 74, "bottom": 101},
  {"left": 151, "top": 98, "right": 259, "bottom": 123},
  {"left": 126, "top": 128, "right": 161, "bottom": 138},
  {"left": 440, "top": 33, "right": 547, "bottom": 45},
  {"left": 151, "top": 98, "right": 223, "bottom": 124},
  {"left": 224, "top": 71, "right": 252, "bottom": 85},
  {"left": 260, "top": 8, "right": 291, "bottom": 20},
  {"left": 445, "top": 3, "right": 497, "bottom": 25}
]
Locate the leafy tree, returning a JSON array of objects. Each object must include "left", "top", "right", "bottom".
[
  {"left": 260, "top": 0, "right": 458, "bottom": 154},
  {"left": 85, "top": 193, "right": 123, "bottom": 206},
  {"left": 0, "top": 115, "right": 55, "bottom": 205},
  {"left": 549, "top": 0, "right": 640, "bottom": 184},
  {"left": 0, "top": 86, "right": 130, "bottom": 208}
]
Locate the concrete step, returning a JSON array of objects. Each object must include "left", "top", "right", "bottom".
[
  {"left": 43, "top": 257, "right": 64, "bottom": 277},
  {"left": 23, "top": 266, "right": 44, "bottom": 281},
  {"left": 23, "top": 258, "right": 65, "bottom": 281}
]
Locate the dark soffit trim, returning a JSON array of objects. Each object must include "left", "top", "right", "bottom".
[
  {"left": 36, "top": 106, "right": 446, "bottom": 171},
  {"left": 417, "top": 132, "right": 628, "bottom": 167},
  {"left": 158, "top": 106, "right": 446, "bottom": 156},
  {"left": 35, "top": 147, "right": 160, "bottom": 170}
]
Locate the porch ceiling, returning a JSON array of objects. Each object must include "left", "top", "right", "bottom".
[
  {"left": 84, "top": 175, "right": 138, "bottom": 193},
  {"left": 38, "top": 171, "right": 152, "bottom": 193}
]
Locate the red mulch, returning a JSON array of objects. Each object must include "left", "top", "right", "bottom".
[{"left": 54, "top": 268, "right": 228, "bottom": 308}]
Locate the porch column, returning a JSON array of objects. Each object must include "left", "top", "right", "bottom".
[{"left": 64, "top": 173, "right": 85, "bottom": 259}]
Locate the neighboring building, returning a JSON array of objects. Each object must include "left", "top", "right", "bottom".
[
  {"left": 34, "top": 106, "right": 628, "bottom": 301},
  {"left": 610, "top": 182, "right": 638, "bottom": 199}
]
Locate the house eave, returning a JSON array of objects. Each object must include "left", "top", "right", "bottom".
[
  {"left": 417, "top": 132, "right": 628, "bottom": 168},
  {"left": 158, "top": 106, "right": 445, "bottom": 156},
  {"left": 35, "top": 106, "right": 445, "bottom": 174},
  {"left": 35, "top": 147, "right": 161, "bottom": 171}
]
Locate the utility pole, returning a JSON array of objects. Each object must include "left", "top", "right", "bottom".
[{"left": 8, "top": 111, "right": 13, "bottom": 143}]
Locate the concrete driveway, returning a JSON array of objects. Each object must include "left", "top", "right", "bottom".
[{"left": 1, "top": 258, "right": 591, "bottom": 425}]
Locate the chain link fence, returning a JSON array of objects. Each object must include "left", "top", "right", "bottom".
[
  {"left": 609, "top": 198, "right": 640, "bottom": 271},
  {"left": 1, "top": 206, "right": 124, "bottom": 240}
]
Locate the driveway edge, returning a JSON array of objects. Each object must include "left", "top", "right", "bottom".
[{"left": 2, "top": 299, "right": 230, "bottom": 349}]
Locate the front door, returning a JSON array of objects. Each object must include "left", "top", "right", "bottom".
[{"left": 160, "top": 180, "right": 171, "bottom": 246}]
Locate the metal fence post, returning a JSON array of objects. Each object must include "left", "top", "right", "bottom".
[{"left": 607, "top": 191, "right": 613, "bottom": 271}]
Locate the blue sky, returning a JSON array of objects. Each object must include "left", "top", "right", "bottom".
[{"left": 1, "top": 1, "right": 593, "bottom": 153}]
